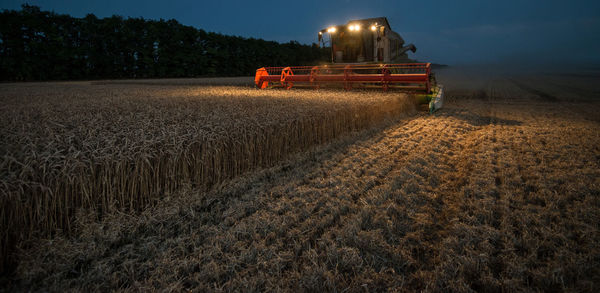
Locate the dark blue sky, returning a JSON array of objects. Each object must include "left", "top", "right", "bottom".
[{"left": 2, "top": 0, "right": 599, "bottom": 65}]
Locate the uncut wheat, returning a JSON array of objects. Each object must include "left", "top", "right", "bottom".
[{"left": 0, "top": 83, "right": 416, "bottom": 269}]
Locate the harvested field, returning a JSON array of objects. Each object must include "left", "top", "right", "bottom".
[
  {"left": 3, "top": 69, "right": 600, "bottom": 292},
  {"left": 0, "top": 83, "right": 415, "bottom": 271}
]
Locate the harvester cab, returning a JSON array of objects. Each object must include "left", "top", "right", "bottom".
[{"left": 254, "top": 17, "right": 443, "bottom": 113}]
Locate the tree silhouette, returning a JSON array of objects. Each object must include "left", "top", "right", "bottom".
[{"left": 0, "top": 5, "right": 328, "bottom": 81}]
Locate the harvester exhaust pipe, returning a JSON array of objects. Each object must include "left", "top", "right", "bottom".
[{"left": 399, "top": 44, "right": 417, "bottom": 55}]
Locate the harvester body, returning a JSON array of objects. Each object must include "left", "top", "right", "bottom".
[{"left": 319, "top": 17, "right": 416, "bottom": 64}]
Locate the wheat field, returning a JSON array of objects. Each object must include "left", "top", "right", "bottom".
[
  {"left": 2, "top": 70, "right": 600, "bottom": 291},
  {"left": 0, "top": 82, "right": 415, "bottom": 272}
]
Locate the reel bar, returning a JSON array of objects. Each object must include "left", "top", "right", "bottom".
[{"left": 255, "top": 63, "right": 431, "bottom": 92}]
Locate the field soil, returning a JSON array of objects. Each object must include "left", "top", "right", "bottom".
[{"left": 4, "top": 68, "right": 600, "bottom": 292}]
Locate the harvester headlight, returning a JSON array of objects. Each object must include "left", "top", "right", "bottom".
[
  {"left": 327, "top": 27, "right": 336, "bottom": 33},
  {"left": 349, "top": 24, "right": 361, "bottom": 31},
  {"left": 370, "top": 25, "right": 377, "bottom": 31},
  {"left": 319, "top": 31, "right": 322, "bottom": 35}
]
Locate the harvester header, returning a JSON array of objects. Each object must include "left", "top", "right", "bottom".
[{"left": 255, "top": 63, "right": 432, "bottom": 92}]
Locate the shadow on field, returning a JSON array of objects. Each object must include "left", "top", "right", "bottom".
[
  {"left": 438, "top": 108, "right": 523, "bottom": 127},
  {"left": 510, "top": 79, "right": 559, "bottom": 102}
]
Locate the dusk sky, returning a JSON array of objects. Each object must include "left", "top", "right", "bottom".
[{"left": 1, "top": 0, "right": 599, "bottom": 66}]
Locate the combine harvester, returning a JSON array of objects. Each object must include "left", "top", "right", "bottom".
[{"left": 255, "top": 17, "right": 443, "bottom": 113}]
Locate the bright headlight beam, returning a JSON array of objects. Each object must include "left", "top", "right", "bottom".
[{"left": 348, "top": 24, "right": 361, "bottom": 32}]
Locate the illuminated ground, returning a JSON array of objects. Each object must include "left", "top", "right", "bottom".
[{"left": 8, "top": 70, "right": 600, "bottom": 291}]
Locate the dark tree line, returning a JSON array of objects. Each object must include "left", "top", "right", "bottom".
[{"left": 0, "top": 5, "right": 328, "bottom": 81}]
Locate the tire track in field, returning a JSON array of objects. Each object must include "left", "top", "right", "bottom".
[
  {"left": 215, "top": 116, "right": 428, "bottom": 232},
  {"left": 215, "top": 115, "right": 434, "bottom": 259},
  {"left": 510, "top": 78, "right": 559, "bottom": 102},
  {"left": 283, "top": 116, "right": 450, "bottom": 243}
]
